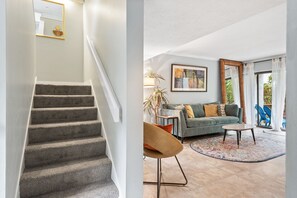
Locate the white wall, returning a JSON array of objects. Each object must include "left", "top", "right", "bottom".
[
  {"left": 0, "top": 0, "right": 7, "bottom": 196},
  {"left": 286, "top": 0, "right": 297, "bottom": 197},
  {"left": 254, "top": 60, "right": 272, "bottom": 73},
  {"left": 5, "top": 0, "right": 36, "bottom": 197},
  {"left": 36, "top": 0, "right": 83, "bottom": 82},
  {"left": 84, "top": 0, "right": 143, "bottom": 197},
  {"left": 145, "top": 54, "right": 220, "bottom": 104}
]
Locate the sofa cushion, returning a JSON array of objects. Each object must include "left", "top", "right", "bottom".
[
  {"left": 184, "top": 104, "right": 195, "bottom": 118},
  {"left": 187, "top": 117, "right": 216, "bottom": 128},
  {"left": 204, "top": 104, "right": 219, "bottom": 117},
  {"left": 204, "top": 101, "right": 220, "bottom": 106},
  {"left": 218, "top": 104, "right": 226, "bottom": 116},
  {"left": 211, "top": 116, "right": 239, "bottom": 124},
  {"left": 191, "top": 103, "right": 205, "bottom": 117},
  {"left": 225, "top": 104, "right": 239, "bottom": 117}
]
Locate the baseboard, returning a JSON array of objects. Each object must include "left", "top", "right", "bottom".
[
  {"left": 88, "top": 80, "right": 121, "bottom": 196},
  {"left": 14, "top": 76, "right": 37, "bottom": 198}
]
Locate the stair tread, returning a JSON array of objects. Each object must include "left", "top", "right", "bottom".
[
  {"left": 21, "top": 156, "right": 110, "bottom": 181},
  {"left": 37, "top": 181, "right": 119, "bottom": 198},
  {"left": 29, "top": 120, "right": 101, "bottom": 129},
  {"left": 32, "top": 106, "right": 96, "bottom": 111},
  {"left": 26, "top": 136, "right": 105, "bottom": 150}
]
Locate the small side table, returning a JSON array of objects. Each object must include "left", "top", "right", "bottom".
[
  {"left": 222, "top": 124, "right": 256, "bottom": 148},
  {"left": 157, "top": 115, "right": 180, "bottom": 140}
]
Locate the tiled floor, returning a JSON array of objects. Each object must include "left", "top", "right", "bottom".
[{"left": 143, "top": 130, "right": 285, "bottom": 198}]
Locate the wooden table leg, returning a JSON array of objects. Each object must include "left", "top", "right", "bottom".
[
  {"left": 251, "top": 128, "right": 256, "bottom": 144},
  {"left": 237, "top": 131, "right": 240, "bottom": 148},
  {"left": 223, "top": 129, "right": 227, "bottom": 143},
  {"left": 239, "top": 131, "right": 242, "bottom": 141}
]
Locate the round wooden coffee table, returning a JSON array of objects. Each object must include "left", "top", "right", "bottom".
[{"left": 222, "top": 124, "right": 255, "bottom": 148}]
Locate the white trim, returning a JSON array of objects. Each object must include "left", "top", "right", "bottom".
[
  {"left": 14, "top": 76, "right": 37, "bottom": 198},
  {"left": 36, "top": 80, "right": 89, "bottom": 85},
  {"left": 86, "top": 36, "right": 121, "bottom": 123},
  {"left": 243, "top": 54, "right": 286, "bottom": 64},
  {"left": 89, "top": 80, "right": 121, "bottom": 196},
  {"left": 163, "top": 52, "right": 218, "bottom": 61}
]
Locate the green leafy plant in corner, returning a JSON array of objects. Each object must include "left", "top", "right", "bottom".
[{"left": 143, "top": 71, "right": 169, "bottom": 123}]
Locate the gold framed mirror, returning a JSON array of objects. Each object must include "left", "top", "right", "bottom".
[
  {"left": 220, "top": 59, "right": 246, "bottom": 122},
  {"left": 33, "top": 0, "right": 65, "bottom": 40}
]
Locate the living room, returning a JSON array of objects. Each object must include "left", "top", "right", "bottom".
[
  {"left": 143, "top": 1, "right": 287, "bottom": 197},
  {"left": 2, "top": 0, "right": 297, "bottom": 197}
]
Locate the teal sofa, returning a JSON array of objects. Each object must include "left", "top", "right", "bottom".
[{"left": 162, "top": 103, "right": 242, "bottom": 143}]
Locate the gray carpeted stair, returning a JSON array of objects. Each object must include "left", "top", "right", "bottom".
[
  {"left": 20, "top": 84, "right": 118, "bottom": 198},
  {"left": 35, "top": 84, "right": 92, "bottom": 95},
  {"left": 31, "top": 107, "right": 98, "bottom": 124},
  {"left": 34, "top": 95, "right": 94, "bottom": 108},
  {"left": 28, "top": 120, "right": 101, "bottom": 144},
  {"left": 37, "top": 181, "right": 119, "bottom": 198}
]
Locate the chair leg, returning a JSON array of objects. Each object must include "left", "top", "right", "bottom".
[
  {"left": 157, "top": 158, "right": 161, "bottom": 198},
  {"left": 143, "top": 156, "right": 188, "bottom": 186}
]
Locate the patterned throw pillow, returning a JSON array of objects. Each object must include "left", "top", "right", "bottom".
[
  {"left": 204, "top": 104, "right": 218, "bottom": 117},
  {"left": 184, "top": 104, "right": 195, "bottom": 118},
  {"left": 218, "top": 104, "right": 226, "bottom": 116}
]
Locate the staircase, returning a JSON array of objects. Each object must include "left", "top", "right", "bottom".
[{"left": 20, "top": 84, "right": 119, "bottom": 198}]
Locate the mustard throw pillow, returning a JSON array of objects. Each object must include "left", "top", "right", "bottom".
[
  {"left": 204, "top": 104, "right": 218, "bottom": 117},
  {"left": 184, "top": 104, "right": 194, "bottom": 118}
]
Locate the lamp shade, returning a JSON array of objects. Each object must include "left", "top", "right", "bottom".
[{"left": 144, "top": 77, "right": 155, "bottom": 87}]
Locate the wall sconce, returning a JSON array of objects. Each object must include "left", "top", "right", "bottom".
[{"left": 144, "top": 77, "right": 155, "bottom": 88}]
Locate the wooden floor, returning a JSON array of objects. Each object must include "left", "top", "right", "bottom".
[{"left": 143, "top": 131, "right": 285, "bottom": 198}]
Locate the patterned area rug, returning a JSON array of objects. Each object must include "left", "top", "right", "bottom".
[{"left": 190, "top": 129, "right": 285, "bottom": 163}]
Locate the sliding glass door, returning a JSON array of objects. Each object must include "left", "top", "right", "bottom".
[{"left": 255, "top": 72, "right": 272, "bottom": 128}]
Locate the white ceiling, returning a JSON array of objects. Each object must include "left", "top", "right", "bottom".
[{"left": 144, "top": 0, "right": 286, "bottom": 61}]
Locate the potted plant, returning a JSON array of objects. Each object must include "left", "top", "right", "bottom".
[{"left": 143, "top": 71, "right": 169, "bottom": 123}]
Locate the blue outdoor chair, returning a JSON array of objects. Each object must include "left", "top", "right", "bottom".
[
  {"left": 282, "top": 119, "right": 286, "bottom": 129},
  {"left": 255, "top": 104, "right": 270, "bottom": 127},
  {"left": 264, "top": 106, "right": 286, "bottom": 129},
  {"left": 263, "top": 106, "right": 272, "bottom": 127}
]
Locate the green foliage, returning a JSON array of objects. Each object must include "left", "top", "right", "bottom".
[
  {"left": 143, "top": 87, "right": 169, "bottom": 123},
  {"left": 263, "top": 74, "right": 272, "bottom": 105},
  {"left": 225, "top": 79, "right": 234, "bottom": 104},
  {"left": 143, "top": 70, "right": 168, "bottom": 123}
]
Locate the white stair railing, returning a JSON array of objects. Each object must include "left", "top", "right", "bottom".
[{"left": 86, "top": 36, "right": 121, "bottom": 123}]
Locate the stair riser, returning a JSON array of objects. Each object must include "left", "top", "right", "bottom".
[
  {"left": 29, "top": 122, "right": 101, "bottom": 144},
  {"left": 20, "top": 163, "right": 112, "bottom": 198},
  {"left": 25, "top": 141, "right": 106, "bottom": 168},
  {"left": 36, "top": 85, "right": 92, "bottom": 95},
  {"left": 34, "top": 96, "right": 94, "bottom": 108},
  {"left": 31, "top": 108, "right": 97, "bottom": 124}
]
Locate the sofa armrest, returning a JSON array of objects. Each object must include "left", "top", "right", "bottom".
[
  {"left": 161, "top": 109, "right": 187, "bottom": 137},
  {"left": 238, "top": 108, "right": 243, "bottom": 124}
]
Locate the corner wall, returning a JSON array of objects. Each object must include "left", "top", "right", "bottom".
[
  {"left": 145, "top": 54, "right": 220, "bottom": 104},
  {"left": 4, "top": 0, "right": 36, "bottom": 197},
  {"left": 36, "top": 0, "right": 83, "bottom": 82},
  {"left": 83, "top": 0, "right": 143, "bottom": 197},
  {"left": 0, "top": 0, "right": 6, "bottom": 196},
  {"left": 286, "top": 0, "right": 297, "bottom": 197}
]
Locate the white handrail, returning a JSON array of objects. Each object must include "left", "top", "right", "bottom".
[{"left": 87, "top": 36, "right": 121, "bottom": 123}]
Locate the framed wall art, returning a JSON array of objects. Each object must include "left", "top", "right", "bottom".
[{"left": 171, "top": 64, "right": 208, "bottom": 92}]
